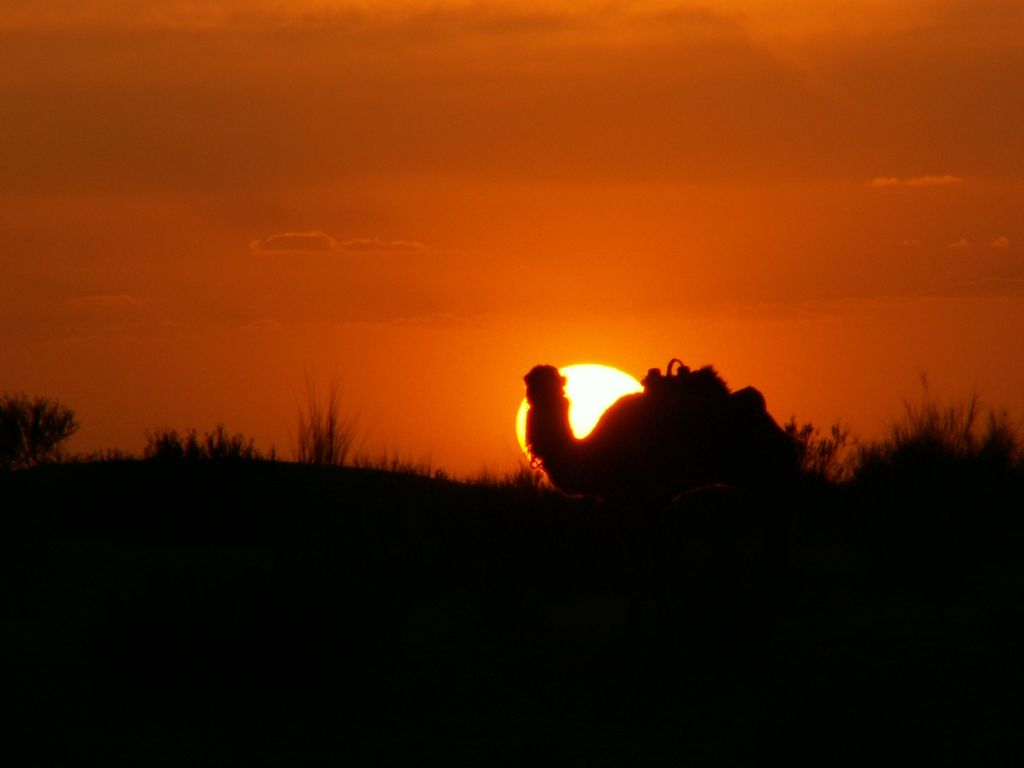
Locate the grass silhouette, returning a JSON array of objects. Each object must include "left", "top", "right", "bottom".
[{"left": 143, "top": 424, "right": 270, "bottom": 461}]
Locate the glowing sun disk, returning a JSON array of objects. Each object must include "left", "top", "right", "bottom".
[{"left": 516, "top": 363, "right": 643, "bottom": 456}]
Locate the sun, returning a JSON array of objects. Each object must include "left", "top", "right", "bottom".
[{"left": 516, "top": 363, "right": 644, "bottom": 456}]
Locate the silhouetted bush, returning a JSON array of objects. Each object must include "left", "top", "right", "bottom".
[
  {"left": 784, "top": 417, "right": 854, "bottom": 484},
  {"left": 294, "top": 374, "right": 359, "bottom": 465},
  {"left": 849, "top": 391, "right": 1024, "bottom": 570},
  {"left": 853, "top": 392, "right": 1022, "bottom": 485},
  {"left": 143, "top": 424, "right": 269, "bottom": 461},
  {"left": 0, "top": 392, "right": 79, "bottom": 471}
]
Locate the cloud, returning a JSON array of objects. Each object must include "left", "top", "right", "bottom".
[
  {"left": 991, "top": 235, "right": 1011, "bottom": 249},
  {"left": 68, "top": 293, "right": 139, "bottom": 308},
  {"left": 250, "top": 231, "right": 336, "bottom": 254},
  {"left": 931, "top": 277, "right": 1024, "bottom": 299},
  {"left": 901, "top": 238, "right": 922, "bottom": 249},
  {"left": 341, "top": 238, "right": 427, "bottom": 253},
  {"left": 249, "top": 232, "right": 426, "bottom": 254},
  {"left": 947, "top": 237, "right": 970, "bottom": 250},
  {"left": 869, "top": 175, "right": 963, "bottom": 188}
]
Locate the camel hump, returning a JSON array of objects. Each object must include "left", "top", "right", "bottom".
[
  {"left": 644, "top": 360, "right": 730, "bottom": 402},
  {"left": 730, "top": 386, "right": 767, "bottom": 413}
]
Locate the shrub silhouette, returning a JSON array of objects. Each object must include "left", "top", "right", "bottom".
[
  {"left": 853, "top": 391, "right": 1022, "bottom": 495},
  {"left": 784, "top": 417, "right": 854, "bottom": 484},
  {"left": 849, "top": 389, "right": 1024, "bottom": 570},
  {"left": 0, "top": 392, "right": 79, "bottom": 471},
  {"left": 143, "top": 424, "right": 267, "bottom": 461}
]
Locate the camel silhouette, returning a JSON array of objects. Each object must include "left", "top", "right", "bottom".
[
  {"left": 524, "top": 359, "right": 799, "bottom": 505},
  {"left": 525, "top": 359, "right": 800, "bottom": 646}
]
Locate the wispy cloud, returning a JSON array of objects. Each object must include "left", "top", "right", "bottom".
[
  {"left": 68, "top": 293, "right": 139, "bottom": 308},
  {"left": 250, "top": 231, "right": 336, "bottom": 254},
  {"left": 947, "top": 237, "right": 970, "bottom": 250},
  {"left": 901, "top": 238, "right": 922, "bottom": 249},
  {"left": 991, "top": 235, "right": 1011, "bottom": 249},
  {"left": 249, "top": 232, "right": 426, "bottom": 254},
  {"left": 930, "top": 277, "right": 1024, "bottom": 299},
  {"left": 341, "top": 238, "right": 427, "bottom": 253},
  {"left": 869, "top": 175, "right": 962, "bottom": 188}
]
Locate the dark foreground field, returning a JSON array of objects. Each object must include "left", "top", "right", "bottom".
[{"left": 3, "top": 460, "right": 1023, "bottom": 765}]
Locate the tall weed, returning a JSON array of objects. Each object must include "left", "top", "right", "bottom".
[{"left": 293, "top": 373, "right": 360, "bottom": 466}]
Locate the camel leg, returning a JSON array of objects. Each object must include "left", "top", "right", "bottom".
[{"left": 614, "top": 501, "right": 662, "bottom": 645}]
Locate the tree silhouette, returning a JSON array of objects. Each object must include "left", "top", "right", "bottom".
[{"left": 0, "top": 393, "right": 79, "bottom": 471}]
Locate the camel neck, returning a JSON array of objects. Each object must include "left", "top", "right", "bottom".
[
  {"left": 526, "top": 396, "right": 574, "bottom": 446},
  {"left": 525, "top": 397, "right": 588, "bottom": 491}
]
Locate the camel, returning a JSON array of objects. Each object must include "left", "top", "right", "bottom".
[
  {"left": 523, "top": 359, "right": 800, "bottom": 646},
  {"left": 524, "top": 359, "right": 799, "bottom": 505}
]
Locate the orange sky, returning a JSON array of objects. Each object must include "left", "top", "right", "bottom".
[{"left": 3, "top": 1, "right": 1022, "bottom": 475}]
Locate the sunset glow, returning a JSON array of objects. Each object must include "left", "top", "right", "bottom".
[
  {"left": 516, "top": 364, "right": 644, "bottom": 456},
  {"left": 1, "top": 1, "right": 1022, "bottom": 474}
]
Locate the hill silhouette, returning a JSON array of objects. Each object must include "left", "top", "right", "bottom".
[{"left": 3, "top": 452, "right": 1023, "bottom": 765}]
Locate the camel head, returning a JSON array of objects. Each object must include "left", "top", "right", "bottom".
[{"left": 524, "top": 365, "right": 568, "bottom": 409}]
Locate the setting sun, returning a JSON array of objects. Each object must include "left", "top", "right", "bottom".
[{"left": 516, "top": 363, "right": 643, "bottom": 456}]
